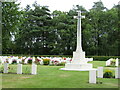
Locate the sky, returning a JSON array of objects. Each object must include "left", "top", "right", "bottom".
[{"left": 17, "top": 0, "right": 120, "bottom": 12}]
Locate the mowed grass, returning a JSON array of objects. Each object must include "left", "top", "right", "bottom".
[{"left": 1, "top": 61, "right": 119, "bottom": 88}]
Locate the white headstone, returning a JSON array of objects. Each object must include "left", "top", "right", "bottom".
[
  {"left": 17, "top": 64, "right": 22, "bottom": 74},
  {"left": 106, "top": 60, "right": 111, "bottom": 66},
  {"left": 40, "top": 60, "right": 43, "bottom": 65},
  {"left": 97, "top": 67, "right": 103, "bottom": 78},
  {"left": 115, "top": 58, "right": 119, "bottom": 67},
  {"left": 24, "top": 57, "right": 30, "bottom": 64},
  {"left": 115, "top": 67, "right": 120, "bottom": 79},
  {"left": 3, "top": 63, "right": 8, "bottom": 73},
  {"left": 31, "top": 64, "right": 37, "bottom": 75},
  {"left": 37, "top": 57, "right": 43, "bottom": 65},
  {"left": 49, "top": 60, "right": 52, "bottom": 65},
  {"left": 32, "top": 57, "right": 36, "bottom": 63},
  {"left": 89, "top": 70, "right": 96, "bottom": 84}
]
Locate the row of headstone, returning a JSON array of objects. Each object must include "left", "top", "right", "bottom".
[
  {"left": 3, "top": 63, "right": 37, "bottom": 75},
  {"left": 1, "top": 56, "right": 94, "bottom": 65},
  {"left": 89, "top": 67, "right": 120, "bottom": 84}
]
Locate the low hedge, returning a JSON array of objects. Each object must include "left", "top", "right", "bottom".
[
  {"left": 1, "top": 54, "right": 73, "bottom": 58},
  {"left": 89, "top": 56, "right": 120, "bottom": 61}
]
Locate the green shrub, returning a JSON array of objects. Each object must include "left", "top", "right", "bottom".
[
  {"left": 0, "top": 66, "right": 4, "bottom": 73},
  {"left": 12, "top": 60, "right": 17, "bottom": 64},
  {"left": 43, "top": 58, "right": 50, "bottom": 65},
  {"left": 110, "top": 59, "right": 116, "bottom": 66},
  {"left": 21, "top": 59, "right": 25, "bottom": 64},
  {"left": 28, "top": 59, "right": 32, "bottom": 64},
  {"left": 57, "top": 62, "right": 66, "bottom": 66},
  {"left": 88, "top": 56, "right": 120, "bottom": 61},
  {"left": 1, "top": 54, "right": 73, "bottom": 58},
  {"left": 103, "top": 70, "right": 113, "bottom": 78},
  {"left": 33, "top": 60, "right": 40, "bottom": 65}
]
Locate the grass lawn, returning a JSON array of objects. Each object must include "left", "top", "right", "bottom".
[{"left": 1, "top": 61, "right": 119, "bottom": 88}]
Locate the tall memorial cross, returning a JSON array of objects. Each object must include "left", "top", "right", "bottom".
[
  {"left": 60, "top": 10, "right": 95, "bottom": 71},
  {"left": 74, "top": 11, "right": 85, "bottom": 52}
]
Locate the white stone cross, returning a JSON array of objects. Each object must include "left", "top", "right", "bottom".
[
  {"left": 60, "top": 11, "right": 94, "bottom": 71},
  {"left": 74, "top": 11, "right": 85, "bottom": 52}
]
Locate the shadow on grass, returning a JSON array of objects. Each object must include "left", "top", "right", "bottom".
[{"left": 0, "top": 72, "right": 32, "bottom": 75}]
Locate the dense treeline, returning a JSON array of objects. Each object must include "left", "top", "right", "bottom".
[{"left": 2, "top": 1, "right": 120, "bottom": 56}]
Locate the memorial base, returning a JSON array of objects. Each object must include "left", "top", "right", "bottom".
[
  {"left": 60, "top": 63, "right": 96, "bottom": 71},
  {"left": 60, "top": 50, "right": 96, "bottom": 71}
]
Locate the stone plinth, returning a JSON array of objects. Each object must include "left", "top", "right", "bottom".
[
  {"left": 60, "top": 63, "right": 93, "bottom": 71},
  {"left": 60, "top": 51, "right": 94, "bottom": 71},
  {"left": 72, "top": 51, "right": 86, "bottom": 64},
  {"left": 60, "top": 64, "right": 93, "bottom": 71}
]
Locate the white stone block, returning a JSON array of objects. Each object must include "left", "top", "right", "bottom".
[
  {"left": 86, "top": 58, "right": 93, "bottom": 62},
  {"left": 3, "top": 63, "right": 9, "bottom": 73},
  {"left": 66, "top": 60, "right": 71, "bottom": 64},
  {"left": 31, "top": 64, "right": 37, "bottom": 75},
  {"left": 40, "top": 61, "right": 43, "bottom": 65},
  {"left": 17, "top": 64, "right": 22, "bottom": 74},
  {"left": 106, "top": 60, "right": 111, "bottom": 66},
  {"left": 32, "top": 57, "right": 36, "bottom": 63},
  {"left": 115, "top": 67, "right": 120, "bottom": 79},
  {"left": 97, "top": 67, "right": 103, "bottom": 78},
  {"left": 24, "top": 57, "right": 30, "bottom": 64},
  {"left": 65, "top": 63, "right": 93, "bottom": 70},
  {"left": 115, "top": 58, "right": 119, "bottom": 67},
  {"left": 49, "top": 60, "right": 52, "bottom": 65},
  {"left": 89, "top": 70, "right": 96, "bottom": 84},
  {"left": 2, "top": 58, "right": 6, "bottom": 64}
]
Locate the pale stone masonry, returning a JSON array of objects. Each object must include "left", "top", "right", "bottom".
[
  {"left": 61, "top": 11, "right": 95, "bottom": 71},
  {"left": 3, "top": 63, "right": 8, "bottom": 73},
  {"left": 17, "top": 64, "right": 22, "bottom": 74},
  {"left": 97, "top": 67, "right": 103, "bottom": 78},
  {"left": 31, "top": 64, "right": 37, "bottom": 75},
  {"left": 89, "top": 70, "right": 97, "bottom": 84}
]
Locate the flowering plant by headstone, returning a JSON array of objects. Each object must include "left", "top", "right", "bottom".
[
  {"left": 12, "top": 60, "right": 17, "bottom": 64},
  {"left": 5, "top": 59, "right": 9, "bottom": 63},
  {"left": 103, "top": 70, "right": 114, "bottom": 78},
  {"left": 110, "top": 59, "right": 116, "bottom": 66},
  {"left": 19, "top": 61, "right": 22, "bottom": 64},
  {"left": 43, "top": 58, "right": 50, "bottom": 65},
  {"left": 28, "top": 58, "right": 32, "bottom": 64},
  {"left": 33, "top": 60, "right": 39, "bottom": 65}
]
